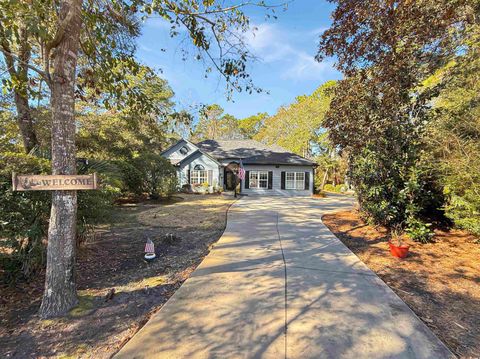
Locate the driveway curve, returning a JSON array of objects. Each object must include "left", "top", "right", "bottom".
[{"left": 115, "top": 194, "right": 452, "bottom": 359}]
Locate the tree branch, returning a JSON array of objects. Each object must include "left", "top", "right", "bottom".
[
  {"left": 0, "top": 48, "right": 50, "bottom": 84},
  {"left": 174, "top": 1, "right": 288, "bottom": 16}
]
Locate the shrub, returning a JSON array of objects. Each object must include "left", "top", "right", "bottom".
[
  {"left": 134, "top": 153, "right": 178, "bottom": 199},
  {"left": 444, "top": 190, "right": 480, "bottom": 236},
  {"left": 323, "top": 184, "right": 335, "bottom": 192},
  {"left": 116, "top": 160, "right": 144, "bottom": 195},
  {"left": 0, "top": 153, "right": 120, "bottom": 282},
  {"left": 77, "top": 185, "right": 120, "bottom": 244},
  {"left": 0, "top": 152, "right": 51, "bottom": 282},
  {"left": 405, "top": 217, "right": 434, "bottom": 243},
  {"left": 323, "top": 183, "right": 346, "bottom": 193},
  {"left": 349, "top": 144, "right": 445, "bottom": 230}
]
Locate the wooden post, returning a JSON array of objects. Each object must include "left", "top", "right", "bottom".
[{"left": 12, "top": 172, "right": 17, "bottom": 191}]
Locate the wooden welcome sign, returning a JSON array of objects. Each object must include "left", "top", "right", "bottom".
[{"left": 12, "top": 173, "right": 98, "bottom": 191}]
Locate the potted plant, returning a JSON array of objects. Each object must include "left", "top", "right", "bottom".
[{"left": 388, "top": 227, "right": 410, "bottom": 259}]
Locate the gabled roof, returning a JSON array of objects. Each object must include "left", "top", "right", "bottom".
[
  {"left": 176, "top": 149, "right": 221, "bottom": 167},
  {"left": 196, "top": 139, "right": 316, "bottom": 166},
  {"left": 160, "top": 138, "right": 198, "bottom": 156}
]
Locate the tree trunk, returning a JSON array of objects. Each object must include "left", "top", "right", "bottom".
[
  {"left": 14, "top": 92, "right": 37, "bottom": 153},
  {"left": 39, "top": 0, "right": 82, "bottom": 318},
  {"left": 321, "top": 169, "right": 329, "bottom": 190},
  {"left": 1, "top": 25, "right": 38, "bottom": 152}
]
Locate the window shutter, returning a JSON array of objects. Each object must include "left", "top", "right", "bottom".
[
  {"left": 305, "top": 171, "right": 310, "bottom": 190},
  {"left": 208, "top": 170, "right": 213, "bottom": 185},
  {"left": 281, "top": 171, "right": 286, "bottom": 189},
  {"left": 245, "top": 171, "right": 250, "bottom": 189},
  {"left": 187, "top": 169, "right": 191, "bottom": 184},
  {"left": 268, "top": 171, "right": 273, "bottom": 189}
]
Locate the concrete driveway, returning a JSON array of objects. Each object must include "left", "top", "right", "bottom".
[{"left": 115, "top": 194, "right": 452, "bottom": 359}]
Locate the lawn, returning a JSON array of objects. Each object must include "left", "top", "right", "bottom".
[
  {"left": 323, "top": 210, "right": 480, "bottom": 358},
  {"left": 0, "top": 193, "right": 234, "bottom": 358}
]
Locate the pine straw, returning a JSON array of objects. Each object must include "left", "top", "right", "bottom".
[{"left": 322, "top": 210, "right": 480, "bottom": 358}]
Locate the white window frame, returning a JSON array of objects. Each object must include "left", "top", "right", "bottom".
[
  {"left": 285, "top": 172, "right": 305, "bottom": 190},
  {"left": 191, "top": 170, "right": 207, "bottom": 185},
  {"left": 249, "top": 171, "right": 269, "bottom": 189}
]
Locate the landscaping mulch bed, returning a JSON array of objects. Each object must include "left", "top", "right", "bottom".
[
  {"left": 322, "top": 210, "right": 480, "bottom": 359},
  {"left": 0, "top": 193, "right": 234, "bottom": 358}
]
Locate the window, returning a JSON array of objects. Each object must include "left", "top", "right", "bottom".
[
  {"left": 191, "top": 164, "right": 207, "bottom": 185},
  {"left": 191, "top": 170, "right": 207, "bottom": 185},
  {"left": 179, "top": 146, "right": 189, "bottom": 155},
  {"left": 249, "top": 171, "right": 269, "bottom": 189},
  {"left": 286, "top": 172, "right": 305, "bottom": 190}
]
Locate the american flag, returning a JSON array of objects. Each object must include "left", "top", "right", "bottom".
[
  {"left": 238, "top": 159, "right": 245, "bottom": 180},
  {"left": 145, "top": 239, "right": 155, "bottom": 254}
]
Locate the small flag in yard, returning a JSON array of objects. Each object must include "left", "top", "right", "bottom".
[
  {"left": 238, "top": 159, "right": 245, "bottom": 180},
  {"left": 145, "top": 239, "right": 155, "bottom": 254}
]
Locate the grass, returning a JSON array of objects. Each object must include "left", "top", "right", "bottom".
[{"left": 69, "top": 293, "right": 96, "bottom": 318}]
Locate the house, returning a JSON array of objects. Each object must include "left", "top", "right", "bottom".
[{"left": 161, "top": 138, "right": 317, "bottom": 196}]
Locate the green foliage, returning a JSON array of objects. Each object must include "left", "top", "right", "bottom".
[
  {"left": 255, "top": 81, "right": 336, "bottom": 155},
  {"left": 323, "top": 184, "right": 334, "bottom": 192},
  {"left": 347, "top": 142, "right": 444, "bottom": 228},
  {"left": 444, "top": 192, "right": 480, "bottom": 236},
  {"left": 0, "top": 152, "right": 50, "bottom": 282},
  {"left": 0, "top": 111, "right": 23, "bottom": 152},
  {"left": 237, "top": 113, "right": 268, "bottom": 138},
  {"left": 0, "top": 153, "right": 120, "bottom": 282},
  {"left": 349, "top": 146, "right": 404, "bottom": 226},
  {"left": 134, "top": 153, "right": 178, "bottom": 199},
  {"left": 322, "top": 184, "right": 345, "bottom": 193},
  {"left": 405, "top": 218, "right": 434, "bottom": 244},
  {"left": 428, "top": 24, "right": 480, "bottom": 236},
  {"left": 316, "top": 0, "right": 476, "bottom": 237},
  {"left": 77, "top": 186, "right": 119, "bottom": 244},
  {"left": 116, "top": 161, "right": 144, "bottom": 195},
  {"left": 192, "top": 104, "right": 244, "bottom": 141}
]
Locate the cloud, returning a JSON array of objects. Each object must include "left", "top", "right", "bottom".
[
  {"left": 309, "top": 26, "right": 328, "bottom": 37},
  {"left": 282, "top": 52, "right": 339, "bottom": 81},
  {"left": 244, "top": 23, "right": 339, "bottom": 81},
  {"left": 244, "top": 23, "right": 296, "bottom": 63}
]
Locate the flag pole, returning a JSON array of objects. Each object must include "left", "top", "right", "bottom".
[
  {"left": 234, "top": 168, "right": 237, "bottom": 198},
  {"left": 234, "top": 160, "right": 239, "bottom": 198}
]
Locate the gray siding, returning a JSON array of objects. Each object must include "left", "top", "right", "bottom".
[
  {"left": 162, "top": 140, "right": 195, "bottom": 163},
  {"left": 241, "top": 165, "right": 313, "bottom": 196},
  {"left": 178, "top": 153, "right": 221, "bottom": 188}
]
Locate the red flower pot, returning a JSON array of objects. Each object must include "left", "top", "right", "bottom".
[{"left": 388, "top": 241, "right": 410, "bottom": 259}]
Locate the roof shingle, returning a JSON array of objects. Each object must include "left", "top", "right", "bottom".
[{"left": 196, "top": 139, "right": 316, "bottom": 166}]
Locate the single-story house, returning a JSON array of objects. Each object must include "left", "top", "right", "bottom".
[{"left": 161, "top": 138, "right": 317, "bottom": 196}]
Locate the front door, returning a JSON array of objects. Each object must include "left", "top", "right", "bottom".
[{"left": 225, "top": 170, "right": 236, "bottom": 191}]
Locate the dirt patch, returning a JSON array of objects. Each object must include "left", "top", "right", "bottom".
[
  {"left": 322, "top": 210, "right": 480, "bottom": 358},
  {"left": 0, "top": 193, "right": 234, "bottom": 358}
]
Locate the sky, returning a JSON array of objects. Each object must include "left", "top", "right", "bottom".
[{"left": 136, "top": 1, "right": 341, "bottom": 119}]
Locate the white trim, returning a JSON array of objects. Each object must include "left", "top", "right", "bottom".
[
  {"left": 191, "top": 170, "right": 208, "bottom": 185},
  {"left": 249, "top": 170, "right": 269, "bottom": 189},
  {"left": 285, "top": 172, "right": 305, "bottom": 190}
]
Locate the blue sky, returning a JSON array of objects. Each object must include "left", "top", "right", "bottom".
[{"left": 136, "top": 1, "right": 340, "bottom": 119}]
